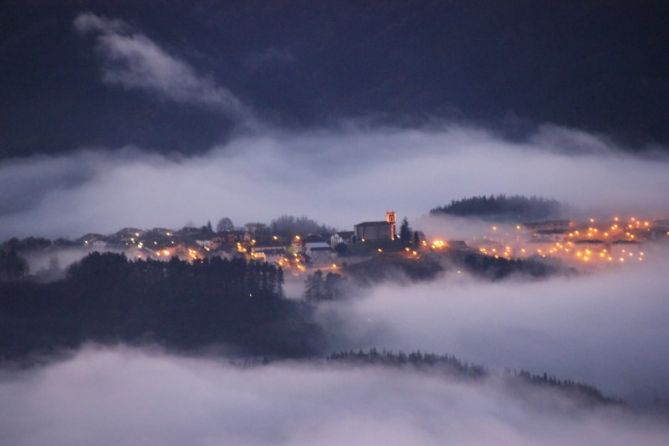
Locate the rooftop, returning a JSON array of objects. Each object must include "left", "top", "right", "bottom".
[{"left": 354, "top": 221, "right": 390, "bottom": 227}]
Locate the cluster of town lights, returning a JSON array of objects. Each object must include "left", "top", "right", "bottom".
[
  {"left": 81, "top": 215, "right": 666, "bottom": 273},
  {"left": 471, "top": 215, "right": 663, "bottom": 266}
]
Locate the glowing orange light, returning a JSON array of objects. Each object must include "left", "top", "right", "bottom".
[{"left": 431, "top": 239, "right": 447, "bottom": 249}]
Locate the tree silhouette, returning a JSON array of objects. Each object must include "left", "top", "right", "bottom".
[
  {"left": 399, "top": 217, "right": 411, "bottom": 244},
  {"left": 0, "top": 252, "right": 324, "bottom": 359},
  {"left": 0, "top": 248, "right": 28, "bottom": 281},
  {"left": 216, "top": 217, "right": 234, "bottom": 232}
]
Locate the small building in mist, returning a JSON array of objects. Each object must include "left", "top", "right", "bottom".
[
  {"left": 523, "top": 219, "right": 572, "bottom": 242},
  {"left": 330, "top": 231, "right": 354, "bottom": 247},
  {"left": 250, "top": 246, "right": 286, "bottom": 262},
  {"left": 304, "top": 241, "right": 334, "bottom": 266},
  {"left": 523, "top": 220, "right": 571, "bottom": 233}
]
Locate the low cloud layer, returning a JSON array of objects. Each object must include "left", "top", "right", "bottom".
[
  {"left": 1, "top": 124, "right": 668, "bottom": 240},
  {"left": 0, "top": 347, "right": 667, "bottom": 446},
  {"left": 74, "top": 12, "right": 249, "bottom": 118},
  {"left": 323, "top": 247, "right": 669, "bottom": 403}
]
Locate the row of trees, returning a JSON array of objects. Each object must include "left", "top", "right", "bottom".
[
  {"left": 68, "top": 253, "right": 285, "bottom": 297},
  {"left": 344, "top": 255, "right": 444, "bottom": 285},
  {"left": 304, "top": 270, "right": 345, "bottom": 302},
  {"left": 0, "top": 248, "right": 28, "bottom": 281},
  {"left": 510, "top": 370, "right": 619, "bottom": 406},
  {"left": 0, "top": 253, "right": 325, "bottom": 360},
  {"left": 270, "top": 215, "right": 334, "bottom": 237},
  {"left": 328, "top": 349, "right": 618, "bottom": 406},
  {"left": 452, "top": 251, "right": 562, "bottom": 280},
  {"left": 398, "top": 217, "right": 421, "bottom": 246},
  {"left": 2, "top": 237, "right": 54, "bottom": 252},
  {"left": 328, "top": 349, "right": 486, "bottom": 379},
  {"left": 215, "top": 215, "right": 335, "bottom": 237}
]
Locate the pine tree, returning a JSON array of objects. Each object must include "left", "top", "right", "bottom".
[
  {"left": 304, "top": 270, "right": 325, "bottom": 301},
  {"left": 399, "top": 218, "right": 411, "bottom": 244}
]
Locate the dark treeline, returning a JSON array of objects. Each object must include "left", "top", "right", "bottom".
[
  {"left": 451, "top": 251, "right": 566, "bottom": 280},
  {"left": 327, "top": 349, "right": 486, "bottom": 379},
  {"left": 304, "top": 270, "right": 346, "bottom": 302},
  {"left": 508, "top": 370, "right": 622, "bottom": 407},
  {"left": 306, "top": 251, "right": 562, "bottom": 296},
  {"left": 0, "top": 253, "right": 325, "bottom": 360},
  {"left": 0, "top": 247, "right": 29, "bottom": 281},
  {"left": 303, "top": 255, "right": 444, "bottom": 302},
  {"left": 431, "top": 195, "right": 563, "bottom": 221},
  {"left": 344, "top": 256, "right": 444, "bottom": 286},
  {"left": 304, "top": 252, "right": 560, "bottom": 301},
  {"left": 2, "top": 237, "right": 55, "bottom": 252},
  {"left": 327, "top": 349, "right": 620, "bottom": 407},
  {"left": 270, "top": 215, "right": 335, "bottom": 237}
]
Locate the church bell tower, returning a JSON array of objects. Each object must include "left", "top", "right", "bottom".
[{"left": 386, "top": 210, "right": 396, "bottom": 240}]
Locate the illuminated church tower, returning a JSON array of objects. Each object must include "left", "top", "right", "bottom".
[{"left": 386, "top": 210, "right": 396, "bottom": 240}]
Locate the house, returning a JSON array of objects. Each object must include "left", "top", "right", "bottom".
[
  {"left": 330, "top": 231, "right": 354, "bottom": 247},
  {"left": 523, "top": 220, "right": 572, "bottom": 242},
  {"left": 215, "top": 231, "right": 247, "bottom": 245},
  {"left": 90, "top": 240, "right": 107, "bottom": 250},
  {"left": 304, "top": 241, "right": 334, "bottom": 265},
  {"left": 112, "top": 227, "right": 144, "bottom": 243},
  {"left": 195, "top": 239, "right": 217, "bottom": 250},
  {"left": 250, "top": 246, "right": 286, "bottom": 263}
]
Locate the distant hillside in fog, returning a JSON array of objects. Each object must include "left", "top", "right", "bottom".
[
  {"left": 430, "top": 195, "right": 564, "bottom": 221},
  {"left": 326, "top": 349, "right": 622, "bottom": 408}
]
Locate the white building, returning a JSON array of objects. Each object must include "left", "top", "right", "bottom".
[{"left": 304, "top": 242, "right": 334, "bottom": 265}]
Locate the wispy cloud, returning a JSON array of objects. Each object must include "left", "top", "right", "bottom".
[{"left": 74, "top": 12, "right": 249, "bottom": 118}]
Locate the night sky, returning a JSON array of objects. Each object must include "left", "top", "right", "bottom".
[{"left": 2, "top": 0, "right": 669, "bottom": 159}]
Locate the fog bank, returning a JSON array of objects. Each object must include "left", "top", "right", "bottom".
[
  {"left": 1, "top": 124, "right": 668, "bottom": 240},
  {"left": 324, "top": 247, "right": 669, "bottom": 403},
  {"left": 1, "top": 347, "right": 667, "bottom": 446}
]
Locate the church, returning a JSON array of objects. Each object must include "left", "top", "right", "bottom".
[{"left": 353, "top": 211, "right": 396, "bottom": 242}]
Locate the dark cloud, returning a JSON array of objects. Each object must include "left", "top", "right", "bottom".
[
  {"left": 244, "top": 47, "right": 295, "bottom": 70},
  {"left": 2, "top": 2, "right": 669, "bottom": 158}
]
